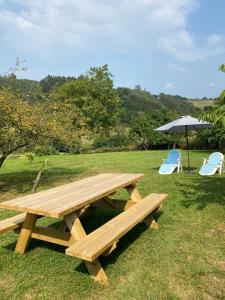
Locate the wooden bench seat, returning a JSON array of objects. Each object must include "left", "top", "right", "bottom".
[
  {"left": 66, "top": 193, "right": 167, "bottom": 262},
  {"left": 0, "top": 213, "right": 26, "bottom": 234}
]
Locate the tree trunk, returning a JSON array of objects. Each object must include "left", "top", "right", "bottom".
[{"left": 0, "top": 154, "right": 8, "bottom": 169}]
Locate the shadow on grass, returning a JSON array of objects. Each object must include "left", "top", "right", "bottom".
[
  {"left": 75, "top": 209, "right": 163, "bottom": 275},
  {"left": 4, "top": 209, "right": 163, "bottom": 278},
  {"left": 0, "top": 166, "right": 86, "bottom": 199},
  {"left": 178, "top": 176, "right": 225, "bottom": 209}
]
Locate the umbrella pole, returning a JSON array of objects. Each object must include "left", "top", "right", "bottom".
[{"left": 185, "top": 125, "right": 191, "bottom": 172}]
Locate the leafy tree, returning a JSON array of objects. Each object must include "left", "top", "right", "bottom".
[
  {"left": 51, "top": 65, "right": 121, "bottom": 139},
  {"left": 93, "top": 126, "right": 131, "bottom": 149},
  {"left": 40, "top": 75, "right": 76, "bottom": 93},
  {"left": 130, "top": 112, "right": 159, "bottom": 150},
  {"left": 203, "top": 64, "right": 225, "bottom": 125},
  {"left": 196, "top": 125, "right": 225, "bottom": 150},
  {"left": 0, "top": 90, "right": 62, "bottom": 169}
]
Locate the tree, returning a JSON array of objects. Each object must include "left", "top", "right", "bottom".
[
  {"left": 130, "top": 112, "right": 158, "bottom": 150},
  {"left": 0, "top": 90, "right": 61, "bottom": 169},
  {"left": 0, "top": 57, "right": 27, "bottom": 77},
  {"left": 40, "top": 75, "right": 76, "bottom": 93},
  {"left": 203, "top": 64, "right": 225, "bottom": 125},
  {"left": 50, "top": 65, "right": 121, "bottom": 139}
]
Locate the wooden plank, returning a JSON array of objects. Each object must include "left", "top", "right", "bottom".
[
  {"left": 64, "top": 212, "right": 109, "bottom": 286},
  {"left": 15, "top": 213, "right": 38, "bottom": 254},
  {"left": 43, "top": 173, "right": 144, "bottom": 217},
  {"left": 66, "top": 193, "right": 167, "bottom": 262},
  {"left": 0, "top": 213, "right": 26, "bottom": 234},
  {"left": 126, "top": 184, "right": 142, "bottom": 202},
  {"left": 0, "top": 173, "right": 144, "bottom": 218},
  {"left": 0, "top": 174, "right": 114, "bottom": 213},
  {"left": 31, "top": 226, "right": 72, "bottom": 247}
]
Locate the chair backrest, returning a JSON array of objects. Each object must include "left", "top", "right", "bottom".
[
  {"left": 165, "top": 149, "right": 181, "bottom": 164},
  {"left": 207, "top": 152, "right": 224, "bottom": 165}
]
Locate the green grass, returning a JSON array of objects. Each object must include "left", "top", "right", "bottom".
[
  {"left": 0, "top": 151, "right": 225, "bottom": 299},
  {"left": 191, "top": 99, "right": 215, "bottom": 110}
]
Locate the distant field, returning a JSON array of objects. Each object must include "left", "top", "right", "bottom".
[
  {"left": 191, "top": 99, "right": 215, "bottom": 109},
  {"left": 0, "top": 151, "right": 225, "bottom": 299}
]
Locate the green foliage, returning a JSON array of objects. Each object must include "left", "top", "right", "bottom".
[
  {"left": 0, "top": 76, "right": 44, "bottom": 102},
  {"left": 219, "top": 63, "right": 225, "bottom": 72},
  {"left": 40, "top": 75, "right": 76, "bottom": 93},
  {"left": 158, "top": 93, "right": 197, "bottom": 116},
  {"left": 196, "top": 125, "right": 225, "bottom": 150},
  {"left": 34, "top": 145, "right": 59, "bottom": 156},
  {"left": 0, "top": 89, "right": 63, "bottom": 168},
  {"left": 130, "top": 112, "right": 164, "bottom": 150},
  {"left": 117, "top": 88, "right": 197, "bottom": 125},
  {"left": 93, "top": 127, "right": 131, "bottom": 149},
  {"left": 203, "top": 63, "right": 225, "bottom": 126},
  {"left": 51, "top": 65, "right": 121, "bottom": 138},
  {"left": 25, "top": 152, "right": 35, "bottom": 164}
]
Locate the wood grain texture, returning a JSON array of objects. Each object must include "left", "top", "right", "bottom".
[
  {"left": 15, "top": 213, "right": 38, "bottom": 254},
  {"left": 0, "top": 173, "right": 144, "bottom": 218},
  {"left": 66, "top": 193, "right": 168, "bottom": 262},
  {"left": 31, "top": 226, "right": 72, "bottom": 247},
  {"left": 65, "top": 212, "right": 109, "bottom": 286},
  {"left": 0, "top": 213, "right": 26, "bottom": 234}
]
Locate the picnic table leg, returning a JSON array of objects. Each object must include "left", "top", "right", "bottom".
[
  {"left": 126, "top": 183, "right": 142, "bottom": 202},
  {"left": 144, "top": 204, "right": 163, "bottom": 230},
  {"left": 15, "top": 213, "right": 38, "bottom": 254},
  {"left": 126, "top": 184, "right": 160, "bottom": 230},
  {"left": 64, "top": 212, "right": 109, "bottom": 286}
]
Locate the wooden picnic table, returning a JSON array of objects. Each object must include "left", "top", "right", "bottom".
[{"left": 0, "top": 173, "right": 167, "bottom": 286}]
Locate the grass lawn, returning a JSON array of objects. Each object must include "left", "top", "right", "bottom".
[{"left": 0, "top": 150, "right": 225, "bottom": 299}]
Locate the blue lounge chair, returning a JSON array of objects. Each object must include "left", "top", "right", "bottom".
[
  {"left": 159, "top": 149, "right": 182, "bottom": 175},
  {"left": 199, "top": 152, "right": 224, "bottom": 176}
]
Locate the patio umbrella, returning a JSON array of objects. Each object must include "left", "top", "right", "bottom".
[{"left": 155, "top": 115, "right": 212, "bottom": 172}]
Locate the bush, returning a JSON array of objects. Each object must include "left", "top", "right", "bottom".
[
  {"left": 25, "top": 152, "right": 35, "bottom": 163},
  {"left": 93, "top": 131, "right": 131, "bottom": 149},
  {"left": 34, "top": 145, "right": 59, "bottom": 156}
]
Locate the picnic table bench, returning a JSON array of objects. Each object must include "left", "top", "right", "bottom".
[{"left": 0, "top": 173, "right": 167, "bottom": 286}]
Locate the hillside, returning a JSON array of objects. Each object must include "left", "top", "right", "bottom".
[
  {"left": 190, "top": 99, "right": 215, "bottom": 110},
  {"left": 117, "top": 87, "right": 198, "bottom": 124},
  {"left": 0, "top": 77, "right": 199, "bottom": 121}
]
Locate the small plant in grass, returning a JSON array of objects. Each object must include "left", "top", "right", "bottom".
[
  {"left": 32, "top": 158, "right": 49, "bottom": 193},
  {"left": 25, "top": 152, "right": 35, "bottom": 164}
]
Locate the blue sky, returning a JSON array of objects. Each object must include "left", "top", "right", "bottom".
[{"left": 0, "top": 0, "right": 224, "bottom": 98}]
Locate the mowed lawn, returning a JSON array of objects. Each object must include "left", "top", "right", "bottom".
[{"left": 0, "top": 151, "right": 225, "bottom": 300}]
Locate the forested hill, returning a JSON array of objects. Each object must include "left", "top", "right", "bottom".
[
  {"left": 0, "top": 75, "right": 198, "bottom": 120},
  {"left": 117, "top": 87, "right": 198, "bottom": 123}
]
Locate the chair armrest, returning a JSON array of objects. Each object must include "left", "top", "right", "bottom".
[{"left": 203, "top": 159, "right": 207, "bottom": 165}]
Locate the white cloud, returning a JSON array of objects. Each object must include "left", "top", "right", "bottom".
[
  {"left": 0, "top": 0, "right": 224, "bottom": 61},
  {"left": 158, "top": 30, "right": 225, "bottom": 62},
  {"left": 165, "top": 82, "right": 175, "bottom": 89},
  {"left": 208, "top": 82, "right": 216, "bottom": 87}
]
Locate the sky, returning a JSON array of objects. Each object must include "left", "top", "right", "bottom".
[{"left": 0, "top": 0, "right": 225, "bottom": 98}]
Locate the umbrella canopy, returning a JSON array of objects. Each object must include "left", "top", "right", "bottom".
[
  {"left": 155, "top": 115, "right": 212, "bottom": 172},
  {"left": 155, "top": 115, "right": 212, "bottom": 133}
]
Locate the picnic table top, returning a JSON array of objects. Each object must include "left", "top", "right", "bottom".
[{"left": 0, "top": 173, "right": 144, "bottom": 218}]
